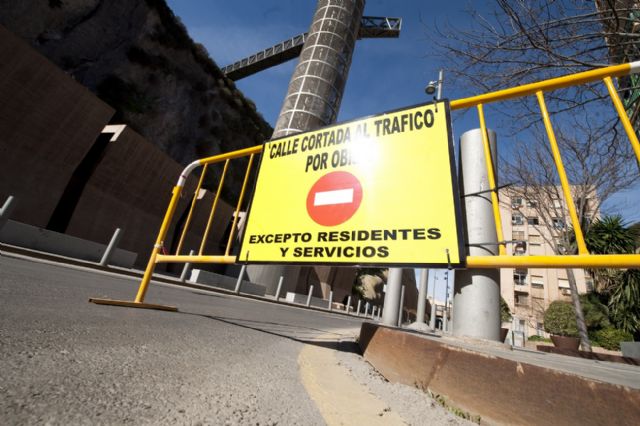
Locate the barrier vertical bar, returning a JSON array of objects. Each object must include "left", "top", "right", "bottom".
[
  {"left": 176, "top": 164, "right": 208, "bottom": 255},
  {"left": 346, "top": 296, "right": 352, "bottom": 313},
  {"left": 135, "top": 185, "right": 184, "bottom": 303},
  {"left": 356, "top": 299, "right": 362, "bottom": 317},
  {"left": 225, "top": 155, "right": 255, "bottom": 256},
  {"left": 536, "top": 91, "right": 589, "bottom": 255},
  {"left": 477, "top": 104, "right": 506, "bottom": 255},
  {"left": 199, "top": 159, "right": 230, "bottom": 255},
  {"left": 603, "top": 76, "right": 640, "bottom": 165},
  {"left": 0, "top": 195, "right": 16, "bottom": 232},
  {"left": 328, "top": 291, "right": 333, "bottom": 311}
]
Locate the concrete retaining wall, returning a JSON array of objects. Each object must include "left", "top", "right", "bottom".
[
  {"left": 0, "top": 220, "right": 136, "bottom": 268},
  {"left": 0, "top": 25, "right": 114, "bottom": 227}
]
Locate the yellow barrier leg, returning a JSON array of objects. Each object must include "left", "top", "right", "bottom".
[{"left": 89, "top": 185, "right": 185, "bottom": 312}]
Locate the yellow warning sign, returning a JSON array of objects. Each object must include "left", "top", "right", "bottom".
[{"left": 239, "top": 100, "right": 466, "bottom": 267}]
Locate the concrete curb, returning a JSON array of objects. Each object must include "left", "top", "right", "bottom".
[{"left": 359, "top": 322, "right": 640, "bottom": 426}]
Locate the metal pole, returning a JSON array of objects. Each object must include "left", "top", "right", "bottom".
[
  {"left": 429, "top": 272, "right": 437, "bottom": 329},
  {"left": 0, "top": 195, "right": 16, "bottom": 232},
  {"left": 365, "top": 302, "right": 370, "bottom": 318},
  {"left": 443, "top": 271, "right": 450, "bottom": 332},
  {"left": 346, "top": 296, "right": 352, "bottom": 313},
  {"left": 382, "top": 268, "right": 402, "bottom": 326},
  {"left": 436, "top": 69, "right": 444, "bottom": 100},
  {"left": 275, "top": 276, "right": 284, "bottom": 301},
  {"left": 372, "top": 306, "right": 377, "bottom": 318},
  {"left": 328, "top": 290, "right": 333, "bottom": 311},
  {"left": 306, "top": 285, "right": 314, "bottom": 307},
  {"left": 397, "top": 285, "right": 406, "bottom": 326},
  {"left": 234, "top": 264, "right": 247, "bottom": 294},
  {"left": 179, "top": 249, "right": 195, "bottom": 282},
  {"left": 356, "top": 299, "right": 362, "bottom": 317},
  {"left": 416, "top": 269, "right": 429, "bottom": 324},
  {"left": 99, "top": 228, "right": 123, "bottom": 267},
  {"left": 453, "top": 129, "right": 501, "bottom": 341}
]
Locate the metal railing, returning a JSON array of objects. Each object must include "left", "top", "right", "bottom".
[{"left": 94, "top": 61, "right": 640, "bottom": 309}]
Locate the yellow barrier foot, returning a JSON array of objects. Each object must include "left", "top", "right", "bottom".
[{"left": 88, "top": 298, "right": 178, "bottom": 312}]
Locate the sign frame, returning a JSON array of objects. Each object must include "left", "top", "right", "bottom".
[{"left": 237, "top": 99, "right": 467, "bottom": 268}]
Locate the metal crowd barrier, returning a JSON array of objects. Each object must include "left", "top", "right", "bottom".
[{"left": 90, "top": 61, "right": 640, "bottom": 310}]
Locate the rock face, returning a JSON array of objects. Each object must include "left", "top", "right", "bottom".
[{"left": 0, "top": 0, "right": 272, "bottom": 167}]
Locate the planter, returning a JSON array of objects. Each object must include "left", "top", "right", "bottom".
[
  {"left": 551, "top": 335, "right": 580, "bottom": 351},
  {"left": 620, "top": 342, "right": 640, "bottom": 360}
]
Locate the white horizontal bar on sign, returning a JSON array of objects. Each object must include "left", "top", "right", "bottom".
[{"left": 314, "top": 188, "right": 354, "bottom": 206}]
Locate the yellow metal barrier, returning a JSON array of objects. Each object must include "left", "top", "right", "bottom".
[{"left": 90, "top": 61, "right": 640, "bottom": 310}]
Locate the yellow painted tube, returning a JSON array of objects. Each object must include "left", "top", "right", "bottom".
[
  {"left": 451, "top": 62, "right": 633, "bottom": 110},
  {"left": 175, "top": 164, "right": 208, "bottom": 256},
  {"left": 603, "top": 76, "right": 640, "bottom": 165},
  {"left": 536, "top": 91, "right": 589, "bottom": 255},
  {"left": 199, "top": 145, "right": 263, "bottom": 166},
  {"left": 155, "top": 254, "right": 237, "bottom": 264},
  {"left": 199, "top": 159, "right": 230, "bottom": 255},
  {"left": 135, "top": 185, "right": 184, "bottom": 303},
  {"left": 225, "top": 154, "right": 255, "bottom": 256},
  {"left": 477, "top": 104, "right": 506, "bottom": 255},
  {"left": 467, "top": 254, "right": 640, "bottom": 269}
]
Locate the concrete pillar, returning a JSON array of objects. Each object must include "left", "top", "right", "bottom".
[
  {"left": 246, "top": 0, "right": 366, "bottom": 293},
  {"left": 382, "top": 268, "right": 402, "bottom": 326},
  {"left": 453, "top": 129, "right": 501, "bottom": 341}
]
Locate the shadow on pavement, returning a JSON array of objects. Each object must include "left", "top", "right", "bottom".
[{"left": 179, "top": 311, "right": 362, "bottom": 354}]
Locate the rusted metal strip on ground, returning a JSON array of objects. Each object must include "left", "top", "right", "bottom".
[{"left": 359, "top": 323, "right": 640, "bottom": 426}]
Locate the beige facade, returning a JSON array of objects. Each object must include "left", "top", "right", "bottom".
[{"left": 498, "top": 187, "right": 596, "bottom": 337}]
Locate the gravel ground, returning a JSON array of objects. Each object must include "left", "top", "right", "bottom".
[{"left": 334, "top": 342, "right": 474, "bottom": 425}]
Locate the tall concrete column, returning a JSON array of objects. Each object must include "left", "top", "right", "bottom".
[
  {"left": 452, "top": 129, "right": 501, "bottom": 341},
  {"left": 247, "top": 0, "right": 365, "bottom": 292},
  {"left": 382, "top": 267, "right": 402, "bottom": 326}
]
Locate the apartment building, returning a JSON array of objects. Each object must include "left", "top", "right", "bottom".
[{"left": 499, "top": 187, "right": 596, "bottom": 338}]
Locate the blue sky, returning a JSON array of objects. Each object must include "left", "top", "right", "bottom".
[{"left": 166, "top": 0, "right": 639, "bottom": 226}]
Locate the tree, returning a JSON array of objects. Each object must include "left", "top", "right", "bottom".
[
  {"left": 434, "top": 0, "right": 639, "bottom": 352},
  {"left": 581, "top": 215, "right": 640, "bottom": 336}
]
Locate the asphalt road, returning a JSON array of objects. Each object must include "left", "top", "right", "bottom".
[{"left": 0, "top": 255, "right": 365, "bottom": 425}]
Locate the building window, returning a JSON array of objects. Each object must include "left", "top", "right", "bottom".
[
  {"left": 515, "top": 293, "right": 530, "bottom": 306},
  {"left": 553, "top": 199, "right": 562, "bottom": 209},
  {"left": 529, "top": 234, "right": 542, "bottom": 245},
  {"left": 527, "top": 217, "right": 540, "bottom": 225},
  {"left": 512, "top": 214, "right": 524, "bottom": 226},
  {"left": 527, "top": 200, "right": 538, "bottom": 208},
  {"left": 512, "top": 197, "right": 523, "bottom": 208},
  {"left": 513, "top": 231, "right": 525, "bottom": 240},
  {"left": 536, "top": 322, "right": 545, "bottom": 336},
  {"left": 559, "top": 278, "right": 571, "bottom": 296},
  {"left": 514, "top": 270, "right": 528, "bottom": 285},
  {"left": 552, "top": 218, "right": 565, "bottom": 229},
  {"left": 531, "top": 276, "right": 544, "bottom": 287}
]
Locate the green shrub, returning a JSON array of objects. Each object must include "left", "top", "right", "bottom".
[
  {"left": 592, "top": 328, "right": 633, "bottom": 351},
  {"left": 544, "top": 301, "right": 579, "bottom": 337},
  {"left": 579, "top": 293, "right": 611, "bottom": 331},
  {"left": 500, "top": 296, "right": 512, "bottom": 323}
]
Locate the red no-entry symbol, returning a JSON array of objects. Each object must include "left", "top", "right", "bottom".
[{"left": 306, "top": 171, "right": 363, "bottom": 226}]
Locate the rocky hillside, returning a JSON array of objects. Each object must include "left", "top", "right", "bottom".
[{"left": 0, "top": 0, "right": 272, "bottom": 166}]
